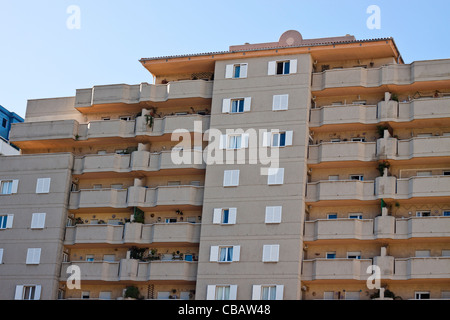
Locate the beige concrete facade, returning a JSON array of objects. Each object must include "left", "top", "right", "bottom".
[{"left": 1, "top": 30, "right": 450, "bottom": 300}]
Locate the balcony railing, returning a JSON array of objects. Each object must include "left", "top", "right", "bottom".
[
  {"left": 311, "top": 60, "right": 450, "bottom": 91},
  {"left": 310, "top": 97, "right": 450, "bottom": 128},
  {"left": 73, "top": 150, "right": 205, "bottom": 175},
  {"left": 64, "top": 222, "right": 201, "bottom": 245},
  {"left": 304, "top": 216, "right": 450, "bottom": 241},
  {"left": 60, "top": 259, "right": 198, "bottom": 282},
  {"left": 302, "top": 258, "right": 373, "bottom": 281},
  {"left": 69, "top": 185, "right": 204, "bottom": 210},
  {"left": 75, "top": 80, "right": 213, "bottom": 108},
  {"left": 306, "top": 180, "right": 376, "bottom": 202},
  {"left": 308, "top": 141, "right": 377, "bottom": 164}
]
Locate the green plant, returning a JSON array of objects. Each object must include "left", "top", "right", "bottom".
[
  {"left": 377, "top": 160, "right": 390, "bottom": 176},
  {"left": 145, "top": 114, "right": 154, "bottom": 128},
  {"left": 376, "top": 125, "right": 389, "bottom": 138},
  {"left": 133, "top": 207, "right": 145, "bottom": 224},
  {"left": 390, "top": 93, "right": 399, "bottom": 102},
  {"left": 129, "top": 246, "right": 147, "bottom": 260},
  {"left": 124, "top": 286, "right": 140, "bottom": 299}
]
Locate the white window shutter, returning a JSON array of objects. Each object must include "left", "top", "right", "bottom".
[
  {"left": 240, "top": 63, "right": 248, "bottom": 78},
  {"left": 6, "top": 214, "right": 14, "bottom": 229},
  {"left": 225, "top": 64, "right": 234, "bottom": 79},
  {"left": 229, "top": 285, "right": 238, "bottom": 300},
  {"left": 268, "top": 168, "right": 284, "bottom": 185},
  {"left": 252, "top": 285, "right": 262, "bottom": 300},
  {"left": 222, "top": 98, "right": 231, "bottom": 113},
  {"left": 15, "top": 285, "right": 24, "bottom": 300},
  {"left": 206, "top": 285, "right": 216, "bottom": 300},
  {"left": 210, "top": 246, "right": 219, "bottom": 262},
  {"left": 268, "top": 61, "right": 276, "bottom": 75},
  {"left": 36, "top": 178, "right": 51, "bottom": 194},
  {"left": 290, "top": 59, "right": 297, "bottom": 74},
  {"left": 232, "top": 170, "right": 240, "bottom": 186},
  {"left": 272, "top": 95, "right": 281, "bottom": 111},
  {"left": 11, "top": 180, "right": 19, "bottom": 194},
  {"left": 262, "top": 132, "right": 271, "bottom": 147},
  {"left": 232, "top": 245, "right": 240, "bottom": 262},
  {"left": 228, "top": 208, "right": 237, "bottom": 224},
  {"left": 275, "top": 285, "right": 284, "bottom": 300},
  {"left": 241, "top": 133, "right": 249, "bottom": 148},
  {"left": 280, "top": 94, "right": 289, "bottom": 110},
  {"left": 219, "top": 134, "right": 227, "bottom": 150},
  {"left": 0, "top": 248, "right": 3, "bottom": 264},
  {"left": 34, "top": 285, "right": 42, "bottom": 300},
  {"left": 223, "top": 170, "right": 231, "bottom": 186},
  {"left": 31, "top": 213, "right": 46, "bottom": 229},
  {"left": 262, "top": 245, "right": 270, "bottom": 262},
  {"left": 271, "top": 245, "right": 280, "bottom": 262},
  {"left": 265, "top": 206, "right": 282, "bottom": 223},
  {"left": 243, "top": 97, "right": 251, "bottom": 112},
  {"left": 213, "top": 208, "right": 222, "bottom": 224},
  {"left": 43, "top": 178, "right": 51, "bottom": 193},
  {"left": 285, "top": 131, "right": 293, "bottom": 146},
  {"left": 26, "top": 248, "right": 41, "bottom": 264}
]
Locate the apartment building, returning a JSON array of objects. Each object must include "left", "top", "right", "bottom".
[{"left": 1, "top": 30, "right": 450, "bottom": 300}]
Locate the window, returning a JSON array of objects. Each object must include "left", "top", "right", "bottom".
[
  {"left": 81, "top": 291, "right": 90, "bottom": 299},
  {"left": 326, "top": 252, "right": 336, "bottom": 259},
  {"left": 215, "top": 286, "right": 230, "bottom": 300},
  {"left": 0, "top": 248, "right": 3, "bottom": 264},
  {"left": 348, "top": 213, "right": 363, "bottom": 219},
  {"left": 327, "top": 214, "right": 338, "bottom": 219},
  {"left": 222, "top": 97, "right": 251, "bottom": 113},
  {"left": 330, "top": 139, "right": 341, "bottom": 143},
  {"left": 219, "top": 247, "right": 234, "bottom": 262},
  {"left": 262, "top": 244, "right": 280, "bottom": 262},
  {"left": 328, "top": 175, "right": 339, "bottom": 181},
  {"left": 443, "top": 171, "right": 450, "bottom": 176},
  {"left": 415, "top": 292, "right": 430, "bottom": 300},
  {"left": 220, "top": 133, "right": 249, "bottom": 150},
  {"left": 417, "top": 133, "right": 432, "bottom": 138},
  {"left": 110, "top": 184, "right": 123, "bottom": 189},
  {"left": 36, "top": 178, "right": 51, "bottom": 194},
  {"left": 265, "top": 206, "right": 282, "bottom": 224},
  {"left": 417, "top": 171, "right": 432, "bottom": 177},
  {"left": 415, "top": 250, "right": 431, "bottom": 257},
  {"left": 101, "top": 117, "right": 110, "bottom": 121},
  {"left": 0, "top": 214, "right": 13, "bottom": 229},
  {"left": 97, "top": 150, "right": 107, "bottom": 155},
  {"left": 1, "top": 180, "right": 18, "bottom": 194},
  {"left": 272, "top": 94, "right": 289, "bottom": 111},
  {"left": 349, "top": 175, "right": 364, "bottom": 181},
  {"left": 213, "top": 208, "right": 237, "bottom": 225},
  {"left": 119, "top": 116, "right": 132, "bottom": 121},
  {"left": 26, "top": 248, "right": 41, "bottom": 264},
  {"left": 223, "top": 170, "right": 240, "bottom": 187},
  {"left": 99, "top": 291, "right": 112, "bottom": 300},
  {"left": 351, "top": 137, "right": 366, "bottom": 142},
  {"left": 323, "top": 291, "right": 335, "bottom": 300},
  {"left": 347, "top": 252, "right": 361, "bottom": 259},
  {"left": 15, "top": 285, "right": 41, "bottom": 300},
  {"left": 345, "top": 291, "right": 360, "bottom": 300},
  {"left": 416, "top": 211, "right": 431, "bottom": 217},
  {"left": 263, "top": 131, "right": 293, "bottom": 147},
  {"left": 210, "top": 245, "right": 240, "bottom": 262},
  {"left": 444, "top": 211, "right": 450, "bottom": 217},
  {"left": 441, "top": 250, "right": 450, "bottom": 257},
  {"left": 103, "top": 254, "right": 115, "bottom": 262},
  {"left": 267, "top": 168, "right": 284, "bottom": 185},
  {"left": 1, "top": 118, "right": 7, "bottom": 128},
  {"left": 225, "top": 63, "right": 248, "bottom": 79},
  {"left": 31, "top": 213, "right": 46, "bottom": 229},
  {"left": 252, "top": 285, "right": 284, "bottom": 300},
  {"left": 86, "top": 254, "right": 95, "bottom": 261},
  {"left": 167, "top": 181, "right": 181, "bottom": 186},
  {"left": 268, "top": 59, "right": 297, "bottom": 75},
  {"left": 229, "top": 135, "right": 242, "bottom": 149},
  {"left": 93, "top": 184, "right": 102, "bottom": 189},
  {"left": 165, "top": 218, "right": 177, "bottom": 223}
]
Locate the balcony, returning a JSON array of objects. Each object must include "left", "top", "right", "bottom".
[
  {"left": 9, "top": 119, "right": 79, "bottom": 144},
  {"left": 135, "top": 114, "right": 210, "bottom": 137},
  {"left": 393, "top": 257, "right": 450, "bottom": 280},
  {"left": 75, "top": 81, "right": 213, "bottom": 109},
  {"left": 64, "top": 222, "right": 201, "bottom": 245},
  {"left": 378, "top": 136, "right": 450, "bottom": 160},
  {"left": 376, "top": 175, "right": 450, "bottom": 200},
  {"left": 304, "top": 216, "right": 450, "bottom": 241},
  {"left": 308, "top": 141, "right": 376, "bottom": 164},
  {"left": 302, "top": 258, "right": 373, "bottom": 281},
  {"left": 128, "top": 185, "right": 204, "bottom": 208},
  {"left": 306, "top": 180, "right": 376, "bottom": 203},
  {"left": 73, "top": 150, "right": 205, "bottom": 175},
  {"left": 311, "top": 59, "right": 450, "bottom": 91},
  {"left": 310, "top": 97, "right": 450, "bottom": 129},
  {"left": 68, "top": 188, "right": 128, "bottom": 209},
  {"left": 60, "top": 260, "right": 198, "bottom": 282}
]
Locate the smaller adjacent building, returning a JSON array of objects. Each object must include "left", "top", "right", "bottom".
[{"left": 0, "top": 105, "right": 23, "bottom": 155}]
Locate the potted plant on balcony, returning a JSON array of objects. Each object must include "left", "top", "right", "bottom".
[
  {"left": 133, "top": 207, "right": 145, "bottom": 224},
  {"left": 124, "top": 286, "right": 141, "bottom": 300},
  {"left": 377, "top": 160, "right": 391, "bottom": 176},
  {"left": 129, "top": 246, "right": 147, "bottom": 261}
]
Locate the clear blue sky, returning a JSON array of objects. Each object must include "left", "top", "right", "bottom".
[{"left": 1, "top": 0, "right": 449, "bottom": 118}]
